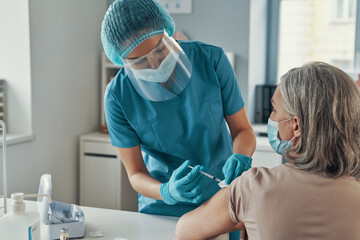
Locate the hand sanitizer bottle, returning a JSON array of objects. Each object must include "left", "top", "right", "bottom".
[{"left": 0, "top": 192, "right": 51, "bottom": 240}]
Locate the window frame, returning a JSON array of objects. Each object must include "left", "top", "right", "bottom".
[
  {"left": 0, "top": 0, "right": 35, "bottom": 145},
  {"left": 266, "top": 0, "right": 360, "bottom": 84},
  {"left": 333, "top": 0, "right": 356, "bottom": 21}
]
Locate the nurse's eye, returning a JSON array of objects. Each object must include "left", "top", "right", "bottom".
[
  {"left": 271, "top": 104, "right": 276, "bottom": 113},
  {"left": 133, "top": 58, "right": 150, "bottom": 69},
  {"left": 155, "top": 45, "right": 165, "bottom": 53},
  {"left": 134, "top": 58, "right": 145, "bottom": 65}
]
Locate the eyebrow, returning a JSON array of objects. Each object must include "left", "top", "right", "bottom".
[
  {"left": 270, "top": 99, "right": 276, "bottom": 106},
  {"left": 125, "top": 38, "right": 163, "bottom": 60}
]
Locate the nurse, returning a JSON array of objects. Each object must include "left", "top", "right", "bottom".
[{"left": 101, "top": 0, "right": 256, "bottom": 232}]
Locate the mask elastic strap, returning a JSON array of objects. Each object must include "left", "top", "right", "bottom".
[
  {"left": 287, "top": 135, "right": 297, "bottom": 148},
  {"left": 281, "top": 118, "right": 297, "bottom": 144},
  {"left": 278, "top": 118, "right": 292, "bottom": 124}
]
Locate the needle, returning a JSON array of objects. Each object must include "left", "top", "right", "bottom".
[{"left": 188, "top": 165, "right": 221, "bottom": 182}]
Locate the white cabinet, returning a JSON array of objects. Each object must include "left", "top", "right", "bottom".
[
  {"left": 252, "top": 137, "right": 283, "bottom": 168},
  {"left": 79, "top": 132, "right": 138, "bottom": 211},
  {"left": 252, "top": 124, "right": 283, "bottom": 168},
  {"left": 83, "top": 154, "right": 117, "bottom": 209}
]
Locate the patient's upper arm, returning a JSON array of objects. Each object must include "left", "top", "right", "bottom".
[
  {"left": 175, "top": 187, "right": 244, "bottom": 240},
  {"left": 175, "top": 168, "right": 257, "bottom": 240}
]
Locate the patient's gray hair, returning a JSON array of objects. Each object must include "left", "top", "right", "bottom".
[{"left": 279, "top": 62, "right": 360, "bottom": 178}]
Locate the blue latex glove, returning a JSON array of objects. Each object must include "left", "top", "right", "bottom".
[
  {"left": 222, "top": 154, "right": 252, "bottom": 185},
  {"left": 160, "top": 160, "right": 205, "bottom": 205}
]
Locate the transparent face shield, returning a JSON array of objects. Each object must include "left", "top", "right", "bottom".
[{"left": 123, "top": 33, "right": 192, "bottom": 101}]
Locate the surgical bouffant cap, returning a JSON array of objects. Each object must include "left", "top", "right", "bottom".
[{"left": 101, "top": 0, "right": 175, "bottom": 66}]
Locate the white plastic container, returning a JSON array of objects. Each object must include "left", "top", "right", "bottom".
[
  {"left": 38, "top": 174, "right": 85, "bottom": 240},
  {"left": 0, "top": 193, "right": 41, "bottom": 240}
]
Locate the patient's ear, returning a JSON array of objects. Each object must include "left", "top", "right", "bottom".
[{"left": 292, "top": 116, "right": 300, "bottom": 137}]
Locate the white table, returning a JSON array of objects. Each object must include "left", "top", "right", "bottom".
[
  {"left": 79, "top": 206, "right": 179, "bottom": 239},
  {"left": 0, "top": 200, "right": 179, "bottom": 240}
]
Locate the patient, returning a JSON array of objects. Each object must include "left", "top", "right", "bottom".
[{"left": 175, "top": 62, "right": 360, "bottom": 240}]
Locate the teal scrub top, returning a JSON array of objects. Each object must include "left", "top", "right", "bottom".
[{"left": 104, "top": 40, "right": 245, "bottom": 217}]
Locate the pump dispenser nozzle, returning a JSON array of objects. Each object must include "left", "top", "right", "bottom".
[{"left": 10, "top": 192, "right": 52, "bottom": 213}]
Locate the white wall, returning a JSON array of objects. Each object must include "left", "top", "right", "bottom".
[
  {"left": 248, "top": 0, "right": 268, "bottom": 123},
  {"left": 2, "top": 0, "right": 107, "bottom": 204},
  {"left": 170, "top": 0, "right": 251, "bottom": 108},
  {"left": 170, "top": 0, "right": 268, "bottom": 123}
]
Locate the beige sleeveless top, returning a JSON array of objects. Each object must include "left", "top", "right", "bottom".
[{"left": 227, "top": 163, "right": 360, "bottom": 240}]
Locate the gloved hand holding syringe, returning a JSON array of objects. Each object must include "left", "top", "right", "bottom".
[
  {"left": 188, "top": 165, "right": 228, "bottom": 188},
  {"left": 188, "top": 165, "right": 221, "bottom": 182},
  {"left": 159, "top": 161, "right": 228, "bottom": 206}
]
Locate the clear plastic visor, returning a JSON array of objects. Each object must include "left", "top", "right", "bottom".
[
  {"left": 123, "top": 33, "right": 173, "bottom": 70},
  {"left": 122, "top": 33, "right": 192, "bottom": 101}
]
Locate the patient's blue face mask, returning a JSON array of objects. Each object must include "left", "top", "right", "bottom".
[{"left": 267, "top": 118, "right": 295, "bottom": 155}]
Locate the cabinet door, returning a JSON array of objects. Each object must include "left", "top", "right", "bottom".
[
  {"left": 83, "top": 155, "right": 117, "bottom": 209},
  {"left": 252, "top": 150, "right": 283, "bottom": 169}
]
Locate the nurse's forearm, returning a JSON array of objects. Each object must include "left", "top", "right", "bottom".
[
  {"left": 232, "top": 129, "right": 256, "bottom": 157},
  {"left": 116, "top": 146, "right": 163, "bottom": 200},
  {"left": 129, "top": 171, "right": 162, "bottom": 200},
  {"left": 225, "top": 107, "right": 256, "bottom": 157}
]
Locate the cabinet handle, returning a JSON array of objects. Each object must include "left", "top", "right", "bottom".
[{"left": 84, "top": 153, "right": 117, "bottom": 158}]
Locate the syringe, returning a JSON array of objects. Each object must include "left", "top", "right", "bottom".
[{"left": 188, "top": 165, "right": 221, "bottom": 182}]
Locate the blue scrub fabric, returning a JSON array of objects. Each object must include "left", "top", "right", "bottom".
[{"left": 104, "top": 40, "right": 245, "bottom": 217}]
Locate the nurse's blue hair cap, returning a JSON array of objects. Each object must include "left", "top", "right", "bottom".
[{"left": 101, "top": 0, "right": 175, "bottom": 66}]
